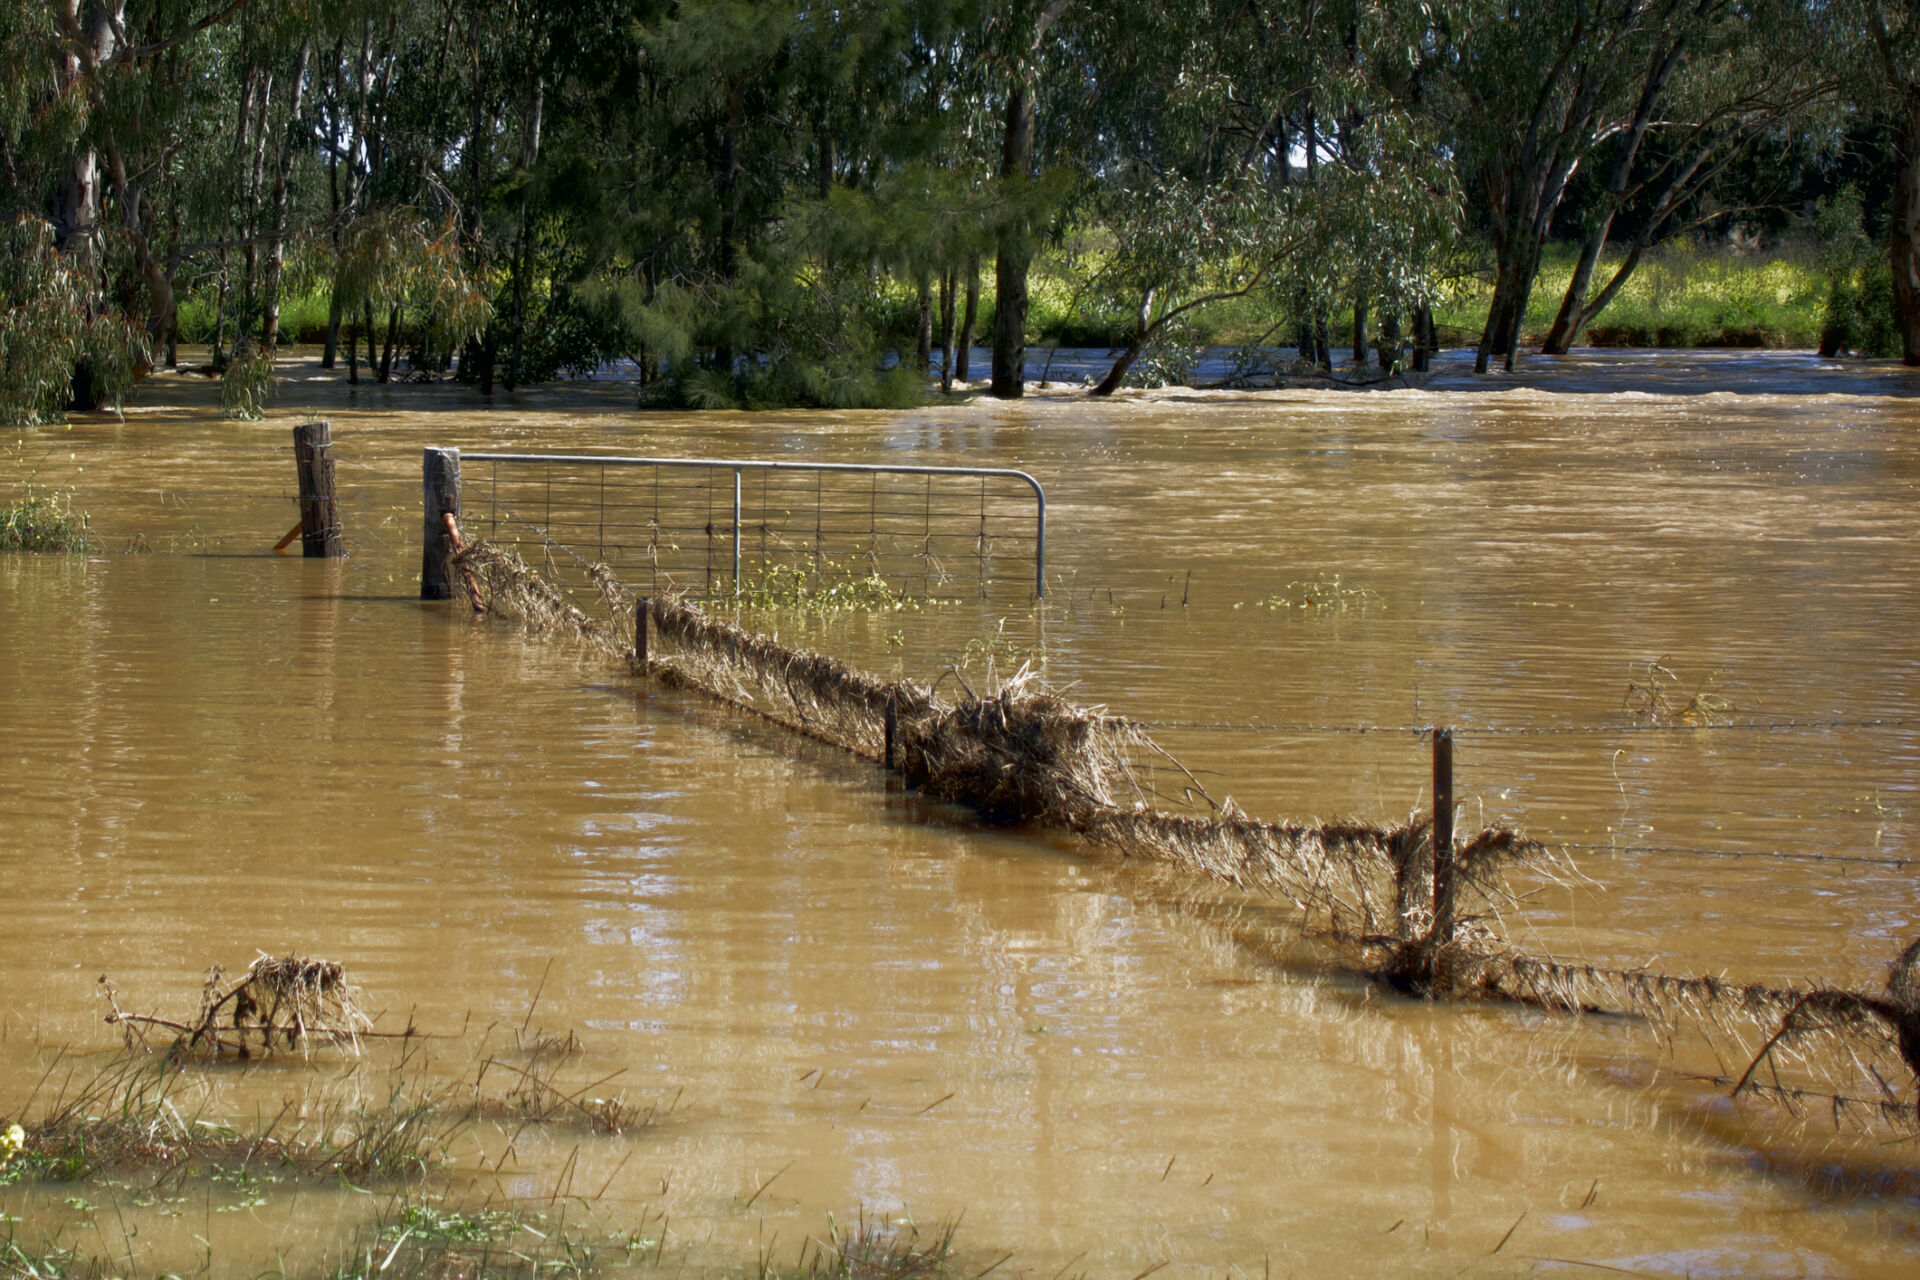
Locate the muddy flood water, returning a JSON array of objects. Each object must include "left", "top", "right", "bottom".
[{"left": 4, "top": 349, "right": 1920, "bottom": 1276}]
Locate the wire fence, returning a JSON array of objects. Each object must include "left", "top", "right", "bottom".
[
  {"left": 432, "top": 460, "right": 1920, "bottom": 1144},
  {"left": 459, "top": 451, "right": 1046, "bottom": 602},
  {"left": 1133, "top": 714, "right": 1920, "bottom": 872}
]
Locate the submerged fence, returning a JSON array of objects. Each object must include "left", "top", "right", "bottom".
[
  {"left": 427, "top": 448, "right": 1045, "bottom": 601},
  {"left": 410, "top": 447, "right": 1920, "bottom": 1147}
]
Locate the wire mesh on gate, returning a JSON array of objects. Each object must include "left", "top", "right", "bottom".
[{"left": 460, "top": 451, "right": 1046, "bottom": 602}]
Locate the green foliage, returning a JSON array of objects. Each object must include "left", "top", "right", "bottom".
[
  {"left": 620, "top": 243, "right": 936, "bottom": 410},
  {"left": 737, "top": 560, "right": 919, "bottom": 614},
  {"left": 1121, "top": 326, "right": 1202, "bottom": 389},
  {"left": 218, "top": 340, "right": 274, "bottom": 419},
  {"left": 393, "top": 1203, "right": 519, "bottom": 1244},
  {"left": 1240, "top": 574, "right": 1383, "bottom": 616},
  {"left": 0, "top": 0, "right": 1889, "bottom": 402},
  {"left": 1814, "top": 189, "right": 1900, "bottom": 357},
  {"left": 335, "top": 212, "right": 492, "bottom": 362},
  {"left": 0, "top": 217, "right": 143, "bottom": 425},
  {"left": 0, "top": 486, "right": 91, "bottom": 553}
]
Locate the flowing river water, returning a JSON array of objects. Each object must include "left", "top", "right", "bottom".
[{"left": 3, "top": 350, "right": 1919, "bottom": 1275}]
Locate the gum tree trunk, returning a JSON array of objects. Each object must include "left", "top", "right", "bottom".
[
  {"left": 916, "top": 272, "right": 933, "bottom": 372},
  {"left": 938, "top": 268, "right": 957, "bottom": 392},
  {"left": 991, "top": 80, "right": 1034, "bottom": 398},
  {"left": 1893, "top": 93, "right": 1920, "bottom": 365},
  {"left": 261, "top": 41, "right": 311, "bottom": 353},
  {"left": 956, "top": 256, "right": 979, "bottom": 382},
  {"left": 507, "top": 78, "right": 544, "bottom": 391},
  {"left": 1412, "top": 304, "right": 1434, "bottom": 372}
]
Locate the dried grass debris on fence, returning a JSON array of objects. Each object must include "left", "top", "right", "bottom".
[
  {"left": 1728, "top": 938, "right": 1920, "bottom": 1128},
  {"left": 448, "top": 539, "right": 1920, "bottom": 1137},
  {"left": 101, "top": 953, "right": 373, "bottom": 1060},
  {"left": 453, "top": 541, "right": 1549, "bottom": 990}
]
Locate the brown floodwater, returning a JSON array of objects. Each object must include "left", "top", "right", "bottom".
[{"left": 4, "top": 349, "right": 1920, "bottom": 1275}]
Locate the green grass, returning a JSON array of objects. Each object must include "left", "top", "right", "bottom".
[
  {"left": 1431, "top": 240, "right": 1828, "bottom": 350},
  {"left": 170, "top": 238, "right": 1836, "bottom": 374},
  {"left": 1017, "top": 236, "right": 1833, "bottom": 353},
  {"left": 175, "top": 292, "right": 335, "bottom": 346}
]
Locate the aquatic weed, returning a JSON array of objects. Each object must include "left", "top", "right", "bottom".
[
  {"left": 737, "top": 560, "right": 924, "bottom": 615},
  {"left": 0, "top": 486, "right": 91, "bottom": 553},
  {"left": 1241, "top": 573, "right": 1381, "bottom": 614},
  {"left": 1621, "top": 657, "right": 1733, "bottom": 725}
]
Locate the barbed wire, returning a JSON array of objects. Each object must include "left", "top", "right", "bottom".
[
  {"left": 1135, "top": 718, "right": 1920, "bottom": 737},
  {"left": 1461, "top": 719, "right": 1920, "bottom": 737},
  {"left": 1131, "top": 720, "right": 1428, "bottom": 735},
  {"left": 1554, "top": 841, "right": 1914, "bottom": 870}
]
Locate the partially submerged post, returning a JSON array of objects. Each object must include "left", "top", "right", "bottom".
[
  {"left": 1431, "top": 727, "right": 1456, "bottom": 945},
  {"left": 421, "top": 447, "right": 461, "bottom": 599},
  {"left": 292, "top": 420, "right": 343, "bottom": 557},
  {"left": 635, "top": 597, "right": 649, "bottom": 670},
  {"left": 883, "top": 694, "right": 898, "bottom": 770}
]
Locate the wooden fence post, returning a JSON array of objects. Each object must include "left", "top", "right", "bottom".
[
  {"left": 293, "top": 421, "right": 343, "bottom": 558},
  {"left": 421, "top": 447, "right": 461, "bottom": 599},
  {"left": 636, "top": 597, "right": 649, "bottom": 670},
  {"left": 1431, "top": 726, "right": 1456, "bottom": 945},
  {"left": 884, "top": 693, "right": 898, "bottom": 770}
]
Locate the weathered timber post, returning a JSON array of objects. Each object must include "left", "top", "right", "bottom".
[
  {"left": 1431, "top": 727, "right": 1456, "bottom": 946},
  {"left": 293, "top": 421, "right": 343, "bottom": 557},
  {"left": 421, "top": 447, "right": 461, "bottom": 599},
  {"left": 635, "top": 597, "right": 649, "bottom": 670},
  {"left": 883, "top": 693, "right": 898, "bottom": 770}
]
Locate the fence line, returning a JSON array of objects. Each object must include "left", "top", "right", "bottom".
[
  {"left": 1560, "top": 842, "right": 1914, "bottom": 869},
  {"left": 1128, "top": 720, "right": 1920, "bottom": 872},
  {"left": 428, "top": 457, "right": 1920, "bottom": 1142},
  {"left": 1137, "top": 718, "right": 1920, "bottom": 737}
]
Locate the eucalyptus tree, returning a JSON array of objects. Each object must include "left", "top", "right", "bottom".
[
  {"left": 1436, "top": 0, "right": 1685, "bottom": 372},
  {"left": 1537, "top": 0, "right": 1836, "bottom": 353},
  {"left": 1842, "top": 0, "right": 1920, "bottom": 362},
  {"left": 1, "top": 1, "right": 256, "bottom": 417},
  {"left": 981, "top": 0, "right": 1072, "bottom": 397},
  {"left": 534, "top": 0, "right": 1001, "bottom": 406},
  {"left": 1063, "top": 0, "right": 1459, "bottom": 394}
]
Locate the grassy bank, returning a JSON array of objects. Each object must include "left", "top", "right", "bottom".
[
  {"left": 1017, "top": 237, "right": 1831, "bottom": 353},
  {"left": 932, "top": 239, "right": 1829, "bottom": 359},
  {"left": 1430, "top": 240, "right": 1828, "bottom": 350},
  {"left": 168, "top": 237, "right": 1833, "bottom": 378},
  {"left": 174, "top": 293, "right": 335, "bottom": 346}
]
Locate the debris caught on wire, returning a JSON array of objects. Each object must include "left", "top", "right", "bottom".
[
  {"left": 101, "top": 954, "right": 379, "bottom": 1060},
  {"left": 453, "top": 537, "right": 1920, "bottom": 1140}
]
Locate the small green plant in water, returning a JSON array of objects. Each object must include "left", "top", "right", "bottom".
[
  {"left": 1244, "top": 573, "right": 1381, "bottom": 614},
  {"left": 951, "top": 616, "right": 1045, "bottom": 676},
  {"left": 1, "top": 486, "right": 91, "bottom": 552},
  {"left": 739, "top": 560, "right": 920, "bottom": 614},
  {"left": 393, "top": 1202, "right": 519, "bottom": 1243},
  {"left": 1622, "top": 658, "right": 1733, "bottom": 725}
]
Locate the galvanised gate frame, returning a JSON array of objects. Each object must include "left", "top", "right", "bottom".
[{"left": 458, "top": 451, "right": 1047, "bottom": 599}]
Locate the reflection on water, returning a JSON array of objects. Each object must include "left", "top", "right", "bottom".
[{"left": 3, "top": 350, "right": 1919, "bottom": 1275}]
